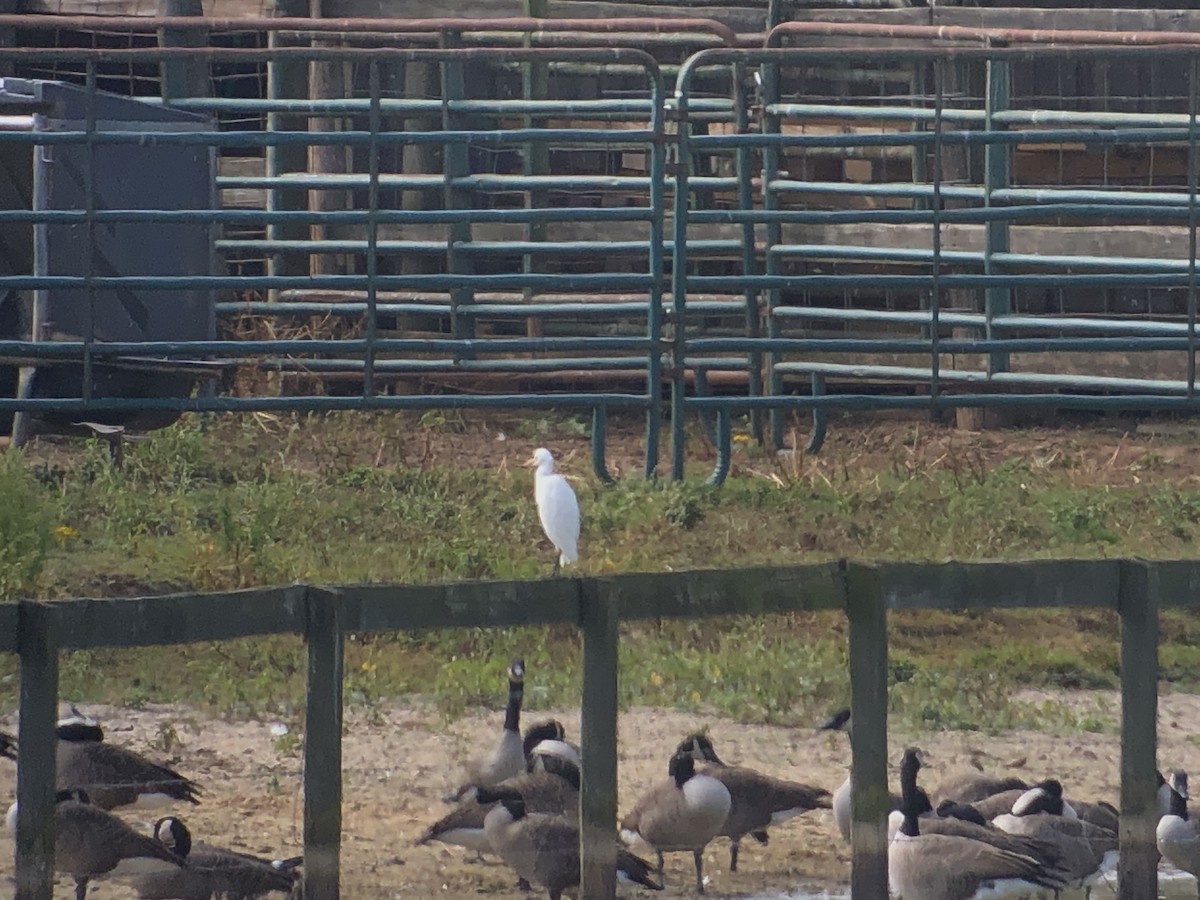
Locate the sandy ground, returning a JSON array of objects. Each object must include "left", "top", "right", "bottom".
[{"left": 4, "top": 690, "right": 1200, "bottom": 898}]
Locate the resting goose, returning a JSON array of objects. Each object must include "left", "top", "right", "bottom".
[
  {"left": 620, "top": 752, "right": 731, "bottom": 894},
  {"left": 446, "top": 658, "right": 526, "bottom": 802},
  {"left": 53, "top": 719, "right": 201, "bottom": 811},
  {"left": 477, "top": 787, "right": 661, "bottom": 899},
  {"left": 674, "top": 731, "right": 830, "bottom": 872},
  {"left": 888, "top": 748, "right": 1071, "bottom": 900},
  {"left": 933, "top": 772, "right": 1030, "bottom": 806},
  {"left": 7, "top": 789, "right": 186, "bottom": 900},
  {"left": 133, "top": 815, "right": 302, "bottom": 899},
  {"left": 993, "top": 780, "right": 1118, "bottom": 899}
]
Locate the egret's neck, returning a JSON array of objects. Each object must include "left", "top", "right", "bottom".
[{"left": 535, "top": 461, "right": 555, "bottom": 478}]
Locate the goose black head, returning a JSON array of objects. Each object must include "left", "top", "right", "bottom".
[
  {"left": 153, "top": 816, "right": 193, "bottom": 859},
  {"left": 1172, "top": 770, "right": 1190, "bottom": 802},
  {"left": 507, "top": 658, "right": 526, "bottom": 684},
  {"left": 676, "top": 732, "right": 723, "bottom": 766},
  {"left": 55, "top": 788, "right": 90, "bottom": 805},
  {"left": 668, "top": 752, "right": 696, "bottom": 788},
  {"left": 522, "top": 719, "right": 565, "bottom": 757},
  {"left": 937, "top": 799, "right": 987, "bottom": 827},
  {"left": 1012, "top": 779, "right": 1066, "bottom": 816},
  {"left": 475, "top": 787, "right": 527, "bottom": 821},
  {"left": 819, "top": 708, "right": 851, "bottom": 732}
]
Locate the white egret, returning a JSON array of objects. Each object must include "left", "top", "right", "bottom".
[{"left": 527, "top": 447, "right": 580, "bottom": 576}]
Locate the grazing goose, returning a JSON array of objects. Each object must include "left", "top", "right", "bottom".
[
  {"left": 675, "top": 732, "right": 831, "bottom": 872},
  {"left": 934, "top": 772, "right": 1030, "bottom": 806},
  {"left": 528, "top": 447, "right": 580, "bottom": 576},
  {"left": 476, "top": 787, "right": 661, "bottom": 899},
  {"left": 132, "top": 816, "right": 301, "bottom": 899},
  {"left": 1157, "top": 770, "right": 1200, "bottom": 890},
  {"left": 888, "top": 748, "right": 1071, "bottom": 900},
  {"left": 817, "top": 707, "right": 923, "bottom": 843},
  {"left": 620, "top": 752, "right": 731, "bottom": 894},
  {"left": 446, "top": 658, "right": 526, "bottom": 802},
  {"left": 993, "top": 780, "right": 1118, "bottom": 899},
  {"left": 55, "top": 718, "right": 201, "bottom": 811},
  {"left": 417, "top": 753, "right": 580, "bottom": 855},
  {"left": 523, "top": 720, "right": 581, "bottom": 766},
  {"left": 7, "top": 789, "right": 186, "bottom": 900}
]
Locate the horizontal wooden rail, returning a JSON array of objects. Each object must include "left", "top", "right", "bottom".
[{"left": 5, "top": 556, "right": 1190, "bottom": 898}]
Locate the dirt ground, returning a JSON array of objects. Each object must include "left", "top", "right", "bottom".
[{"left": 4, "top": 690, "right": 1200, "bottom": 899}]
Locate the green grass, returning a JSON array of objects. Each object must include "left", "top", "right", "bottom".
[{"left": 3, "top": 411, "right": 1198, "bottom": 735}]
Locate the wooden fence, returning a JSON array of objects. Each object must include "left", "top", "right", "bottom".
[{"left": 1, "top": 557, "right": 1189, "bottom": 899}]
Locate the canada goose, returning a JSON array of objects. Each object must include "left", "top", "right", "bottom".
[
  {"left": 0, "top": 719, "right": 200, "bottom": 811},
  {"left": 936, "top": 799, "right": 989, "bottom": 828},
  {"left": 131, "top": 815, "right": 302, "bottom": 899},
  {"left": 416, "top": 753, "right": 581, "bottom": 854},
  {"left": 674, "top": 732, "right": 831, "bottom": 872},
  {"left": 445, "top": 658, "right": 526, "bottom": 802},
  {"left": 817, "top": 707, "right": 924, "bottom": 843},
  {"left": 993, "top": 780, "right": 1118, "bottom": 899},
  {"left": 477, "top": 787, "right": 660, "bottom": 899},
  {"left": 1157, "top": 771, "right": 1200, "bottom": 892},
  {"left": 7, "top": 789, "right": 186, "bottom": 900},
  {"left": 934, "top": 772, "right": 1030, "bottom": 806},
  {"left": 523, "top": 719, "right": 581, "bottom": 766},
  {"left": 55, "top": 718, "right": 201, "bottom": 811},
  {"left": 619, "top": 751, "right": 732, "bottom": 894},
  {"left": 888, "top": 748, "right": 1071, "bottom": 900},
  {"left": 527, "top": 447, "right": 580, "bottom": 576}
]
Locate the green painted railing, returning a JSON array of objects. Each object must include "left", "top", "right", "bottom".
[
  {"left": 1, "top": 21, "right": 1200, "bottom": 483},
  {"left": 3, "top": 557, "right": 1187, "bottom": 899}
]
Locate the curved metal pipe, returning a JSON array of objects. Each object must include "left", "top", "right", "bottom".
[
  {"left": 591, "top": 407, "right": 617, "bottom": 485},
  {"left": 805, "top": 374, "right": 828, "bottom": 455},
  {"left": 706, "top": 408, "right": 732, "bottom": 486}
]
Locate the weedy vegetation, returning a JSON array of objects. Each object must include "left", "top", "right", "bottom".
[{"left": 3, "top": 410, "right": 1199, "bottom": 735}]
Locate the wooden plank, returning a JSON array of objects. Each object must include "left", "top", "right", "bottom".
[
  {"left": 333, "top": 579, "right": 580, "bottom": 631},
  {"left": 304, "top": 587, "right": 344, "bottom": 900},
  {"left": 883, "top": 559, "right": 1121, "bottom": 610},
  {"left": 52, "top": 586, "right": 306, "bottom": 649},
  {"left": 844, "top": 562, "right": 889, "bottom": 900},
  {"left": 600, "top": 563, "right": 844, "bottom": 620},
  {"left": 15, "top": 602, "right": 58, "bottom": 900},
  {"left": 1117, "top": 559, "right": 1158, "bottom": 900},
  {"left": 578, "top": 578, "right": 618, "bottom": 900}
]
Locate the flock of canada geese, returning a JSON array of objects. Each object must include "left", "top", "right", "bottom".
[{"left": 5, "top": 660, "right": 1200, "bottom": 900}]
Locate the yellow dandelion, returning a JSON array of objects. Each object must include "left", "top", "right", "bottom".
[
  {"left": 709, "top": 664, "right": 722, "bottom": 679},
  {"left": 732, "top": 434, "right": 752, "bottom": 444},
  {"left": 361, "top": 660, "right": 377, "bottom": 674},
  {"left": 53, "top": 525, "right": 79, "bottom": 542},
  {"left": 649, "top": 671, "right": 663, "bottom": 687},
  {"left": 690, "top": 690, "right": 701, "bottom": 704}
]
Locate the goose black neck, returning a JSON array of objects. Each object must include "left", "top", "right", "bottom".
[
  {"left": 898, "top": 754, "right": 923, "bottom": 837},
  {"left": 56, "top": 722, "right": 103, "bottom": 742},
  {"left": 1172, "top": 787, "right": 1189, "bottom": 821},
  {"left": 504, "top": 680, "right": 523, "bottom": 734}
]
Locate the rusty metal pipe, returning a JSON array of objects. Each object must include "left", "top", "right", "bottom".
[
  {"left": 0, "top": 14, "right": 737, "bottom": 46},
  {"left": 768, "top": 20, "right": 1200, "bottom": 48}
]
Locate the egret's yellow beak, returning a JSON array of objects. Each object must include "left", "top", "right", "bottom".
[{"left": 522, "top": 455, "right": 538, "bottom": 468}]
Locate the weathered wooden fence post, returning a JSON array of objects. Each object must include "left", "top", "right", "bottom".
[
  {"left": 844, "top": 562, "right": 889, "bottom": 900},
  {"left": 15, "top": 601, "right": 58, "bottom": 900},
  {"left": 579, "top": 577, "right": 618, "bottom": 900},
  {"left": 1117, "top": 559, "right": 1158, "bottom": 900},
  {"left": 304, "top": 587, "right": 344, "bottom": 900}
]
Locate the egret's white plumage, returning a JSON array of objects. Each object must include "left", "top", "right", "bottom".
[{"left": 529, "top": 447, "right": 580, "bottom": 575}]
